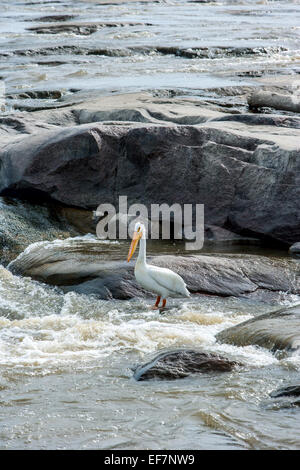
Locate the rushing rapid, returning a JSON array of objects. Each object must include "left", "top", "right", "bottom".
[
  {"left": 0, "top": 0, "right": 299, "bottom": 111},
  {"left": 0, "top": 238, "right": 300, "bottom": 450}
]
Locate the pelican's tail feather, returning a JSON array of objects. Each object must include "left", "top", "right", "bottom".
[{"left": 182, "top": 284, "right": 191, "bottom": 298}]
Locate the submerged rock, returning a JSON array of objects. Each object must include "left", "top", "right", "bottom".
[
  {"left": 7, "top": 238, "right": 300, "bottom": 300},
  {"left": 25, "top": 15, "right": 77, "bottom": 23},
  {"left": 267, "top": 384, "right": 300, "bottom": 410},
  {"left": 27, "top": 21, "right": 153, "bottom": 36},
  {"left": 216, "top": 304, "right": 300, "bottom": 353},
  {"left": 133, "top": 349, "right": 239, "bottom": 381},
  {"left": 7, "top": 90, "right": 63, "bottom": 100},
  {"left": 270, "top": 385, "right": 300, "bottom": 398}
]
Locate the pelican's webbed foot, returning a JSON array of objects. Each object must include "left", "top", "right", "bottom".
[{"left": 150, "top": 296, "right": 161, "bottom": 310}]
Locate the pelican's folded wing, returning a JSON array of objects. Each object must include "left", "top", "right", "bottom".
[{"left": 147, "top": 265, "right": 190, "bottom": 297}]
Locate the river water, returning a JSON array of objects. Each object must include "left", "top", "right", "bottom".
[
  {"left": 0, "top": 0, "right": 300, "bottom": 451},
  {"left": 1, "top": 0, "right": 299, "bottom": 108}
]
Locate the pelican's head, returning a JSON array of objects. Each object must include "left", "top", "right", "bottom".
[{"left": 127, "top": 222, "right": 145, "bottom": 262}]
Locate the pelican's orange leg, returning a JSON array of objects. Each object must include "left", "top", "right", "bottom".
[
  {"left": 161, "top": 299, "right": 167, "bottom": 309},
  {"left": 151, "top": 296, "right": 161, "bottom": 309}
]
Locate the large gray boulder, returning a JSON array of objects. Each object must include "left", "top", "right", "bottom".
[
  {"left": 0, "top": 115, "right": 300, "bottom": 245},
  {"left": 216, "top": 304, "right": 300, "bottom": 353}
]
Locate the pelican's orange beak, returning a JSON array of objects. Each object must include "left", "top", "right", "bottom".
[{"left": 127, "top": 230, "right": 142, "bottom": 262}]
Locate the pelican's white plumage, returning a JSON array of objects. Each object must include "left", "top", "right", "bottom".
[{"left": 127, "top": 222, "right": 190, "bottom": 308}]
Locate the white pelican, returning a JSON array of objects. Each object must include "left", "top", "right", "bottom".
[{"left": 127, "top": 222, "right": 190, "bottom": 309}]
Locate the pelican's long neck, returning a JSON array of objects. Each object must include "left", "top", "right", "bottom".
[{"left": 137, "top": 236, "right": 147, "bottom": 265}]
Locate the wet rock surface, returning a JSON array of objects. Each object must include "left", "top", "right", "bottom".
[
  {"left": 216, "top": 304, "right": 300, "bottom": 353},
  {"left": 7, "top": 238, "right": 300, "bottom": 300},
  {"left": 0, "top": 44, "right": 287, "bottom": 59},
  {"left": 132, "top": 349, "right": 239, "bottom": 381},
  {"left": 151, "top": 254, "right": 300, "bottom": 297}
]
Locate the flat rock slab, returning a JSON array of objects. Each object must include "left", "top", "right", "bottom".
[
  {"left": 266, "top": 384, "right": 300, "bottom": 410},
  {"left": 132, "top": 349, "right": 239, "bottom": 381},
  {"left": 7, "top": 238, "right": 300, "bottom": 300},
  {"left": 216, "top": 304, "right": 300, "bottom": 353}
]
